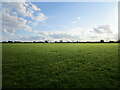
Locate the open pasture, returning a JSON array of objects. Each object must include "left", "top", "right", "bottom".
[{"left": 2, "top": 43, "right": 119, "bottom": 88}]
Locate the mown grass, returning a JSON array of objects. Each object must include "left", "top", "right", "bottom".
[{"left": 2, "top": 43, "right": 119, "bottom": 88}]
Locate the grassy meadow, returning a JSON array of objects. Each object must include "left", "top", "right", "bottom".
[{"left": 2, "top": 43, "right": 119, "bottom": 88}]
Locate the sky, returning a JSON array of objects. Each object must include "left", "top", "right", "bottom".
[{"left": 1, "top": 2, "right": 118, "bottom": 42}]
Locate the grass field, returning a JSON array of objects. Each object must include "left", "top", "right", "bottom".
[{"left": 2, "top": 43, "right": 119, "bottom": 88}]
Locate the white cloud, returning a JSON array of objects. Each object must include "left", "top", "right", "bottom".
[
  {"left": 29, "top": 3, "right": 41, "bottom": 11},
  {"left": 32, "top": 13, "right": 48, "bottom": 22},
  {"left": 93, "top": 25, "right": 112, "bottom": 34},
  {"left": 31, "top": 25, "right": 117, "bottom": 42},
  {"left": 2, "top": 2, "right": 41, "bottom": 17},
  {"left": 32, "top": 22, "right": 39, "bottom": 26},
  {"left": 3, "top": 24, "right": 117, "bottom": 42},
  {"left": 2, "top": 13, "right": 32, "bottom": 35},
  {"left": 2, "top": 2, "right": 28, "bottom": 17},
  {"left": 2, "top": 2, "right": 48, "bottom": 35},
  {"left": 2, "top": 34, "right": 45, "bottom": 42},
  {"left": 11, "top": 12, "right": 17, "bottom": 16},
  {"left": 3, "top": 29, "right": 15, "bottom": 35},
  {"left": 73, "top": 16, "right": 82, "bottom": 24},
  {"left": 72, "top": 21, "right": 76, "bottom": 24},
  {"left": 77, "top": 17, "right": 81, "bottom": 20}
]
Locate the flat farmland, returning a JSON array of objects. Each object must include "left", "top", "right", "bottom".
[{"left": 2, "top": 43, "right": 119, "bottom": 88}]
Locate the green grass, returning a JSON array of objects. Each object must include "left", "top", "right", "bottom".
[{"left": 2, "top": 43, "right": 119, "bottom": 88}]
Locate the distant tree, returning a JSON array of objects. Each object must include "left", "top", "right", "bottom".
[
  {"left": 59, "top": 40, "right": 63, "bottom": 43},
  {"left": 2, "top": 41, "right": 7, "bottom": 43},
  {"left": 45, "top": 40, "right": 48, "bottom": 43},
  {"left": 14, "top": 41, "right": 21, "bottom": 43},
  {"left": 8, "top": 41, "right": 13, "bottom": 43},
  {"left": 118, "top": 39, "right": 120, "bottom": 43},
  {"left": 100, "top": 40, "right": 104, "bottom": 43},
  {"left": 33, "top": 41, "right": 35, "bottom": 43},
  {"left": 66, "top": 40, "right": 71, "bottom": 43},
  {"left": 109, "top": 41, "right": 115, "bottom": 43},
  {"left": 55, "top": 41, "right": 57, "bottom": 43}
]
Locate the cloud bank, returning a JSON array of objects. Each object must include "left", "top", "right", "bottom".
[
  {"left": 3, "top": 25, "right": 117, "bottom": 42},
  {"left": 2, "top": 2, "right": 47, "bottom": 35}
]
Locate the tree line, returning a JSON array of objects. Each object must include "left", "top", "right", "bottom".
[{"left": 1, "top": 39, "right": 120, "bottom": 43}]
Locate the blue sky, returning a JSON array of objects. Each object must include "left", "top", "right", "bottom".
[
  {"left": 2, "top": 2, "right": 118, "bottom": 42},
  {"left": 32, "top": 2, "right": 117, "bottom": 30}
]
